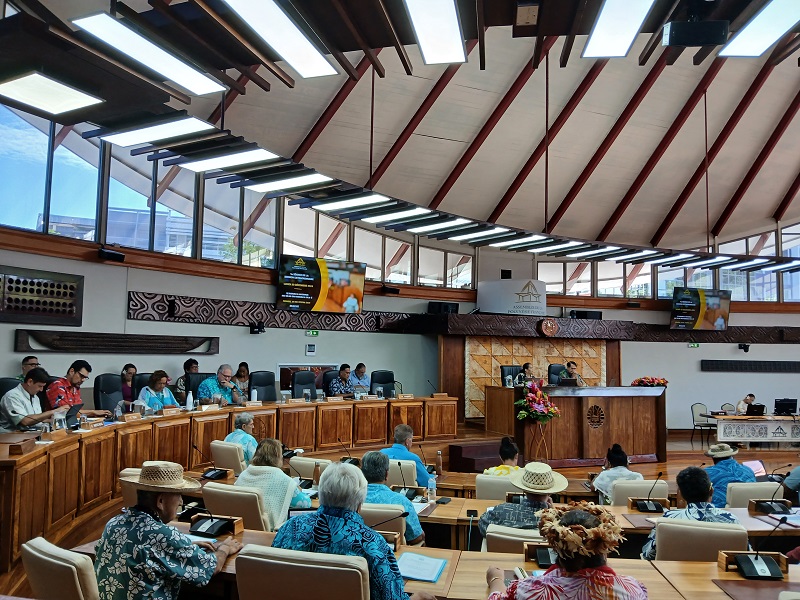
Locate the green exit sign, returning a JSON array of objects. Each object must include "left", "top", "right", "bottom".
[
  {"left": 688, "top": 343, "right": 700, "bottom": 348},
  {"left": 305, "top": 330, "right": 319, "bottom": 337}
]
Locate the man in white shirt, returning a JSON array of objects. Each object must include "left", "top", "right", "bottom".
[
  {"left": 0, "top": 368, "right": 65, "bottom": 432},
  {"left": 736, "top": 393, "right": 756, "bottom": 415}
]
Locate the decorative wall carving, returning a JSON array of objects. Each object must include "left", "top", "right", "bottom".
[
  {"left": 14, "top": 329, "right": 218, "bottom": 354},
  {"left": 1, "top": 265, "right": 83, "bottom": 326}
]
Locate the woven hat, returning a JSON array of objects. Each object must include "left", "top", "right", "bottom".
[
  {"left": 509, "top": 461, "right": 568, "bottom": 494},
  {"left": 119, "top": 461, "right": 201, "bottom": 493},
  {"left": 705, "top": 443, "right": 738, "bottom": 458}
]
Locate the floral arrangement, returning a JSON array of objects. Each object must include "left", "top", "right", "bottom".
[
  {"left": 630, "top": 376, "right": 668, "bottom": 387},
  {"left": 515, "top": 379, "right": 560, "bottom": 423}
]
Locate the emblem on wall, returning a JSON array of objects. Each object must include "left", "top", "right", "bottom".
[
  {"left": 587, "top": 405, "right": 605, "bottom": 429},
  {"left": 537, "top": 317, "right": 559, "bottom": 337}
]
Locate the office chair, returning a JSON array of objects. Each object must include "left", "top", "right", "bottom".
[
  {"left": 370, "top": 370, "right": 395, "bottom": 396},
  {"left": 610, "top": 480, "right": 668, "bottom": 506},
  {"left": 210, "top": 440, "right": 247, "bottom": 475},
  {"left": 93, "top": 373, "right": 123, "bottom": 412},
  {"left": 726, "top": 482, "right": 783, "bottom": 508},
  {"left": 499, "top": 365, "right": 520, "bottom": 385},
  {"left": 482, "top": 524, "right": 544, "bottom": 553},
  {"left": 249, "top": 370, "right": 278, "bottom": 402},
  {"left": 654, "top": 519, "right": 748, "bottom": 561},
  {"left": 321, "top": 370, "right": 338, "bottom": 395},
  {"left": 131, "top": 373, "right": 151, "bottom": 401},
  {"left": 475, "top": 474, "right": 519, "bottom": 500},
  {"left": 291, "top": 370, "right": 317, "bottom": 400},
  {"left": 203, "top": 482, "right": 270, "bottom": 531},
  {"left": 187, "top": 372, "right": 215, "bottom": 401},
  {"left": 21, "top": 537, "right": 100, "bottom": 600},
  {"left": 0, "top": 377, "right": 21, "bottom": 399},
  {"left": 547, "top": 364, "right": 565, "bottom": 385}
]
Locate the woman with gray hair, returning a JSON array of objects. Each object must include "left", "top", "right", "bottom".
[
  {"left": 272, "top": 462, "right": 435, "bottom": 600},
  {"left": 223, "top": 412, "right": 258, "bottom": 464}
]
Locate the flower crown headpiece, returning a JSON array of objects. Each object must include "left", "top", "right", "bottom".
[{"left": 537, "top": 501, "right": 625, "bottom": 558}]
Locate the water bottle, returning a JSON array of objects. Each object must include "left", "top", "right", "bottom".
[
  {"left": 427, "top": 478, "right": 436, "bottom": 503},
  {"left": 435, "top": 450, "right": 443, "bottom": 476},
  {"left": 505, "top": 375, "right": 513, "bottom": 388},
  {"left": 185, "top": 391, "right": 194, "bottom": 411},
  {"left": 312, "top": 462, "right": 321, "bottom": 491},
  {"left": 251, "top": 388, "right": 258, "bottom": 403}
]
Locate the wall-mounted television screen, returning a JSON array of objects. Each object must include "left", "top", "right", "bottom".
[
  {"left": 276, "top": 255, "right": 366, "bottom": 313},
  {"left": 669, "top": 287, "right": 731, "bottom": 330}
]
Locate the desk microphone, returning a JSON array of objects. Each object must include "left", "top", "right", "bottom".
[
  {"left": 338, "top": 437, "right": 359, "bottom": 465},
  {"left": 397, "top": 461, "right": 416, "bottom": 499},
  {"left": 636, "top": 472, "right": 664, "bottom": 513},
  {"left": 756, "top": 471, "right": 792, "bottom": 514},
  {"left": 426, "top": 380, "right": 437, "bottom": 394},
  {"left": 418, "top": 444, "right": 436, "bottom": 474},
  {"left": 369, "top": 511, "right": 410, "bottom": 530},
  {"left": 735, "top": 516, "right": 786, "bottom": 579},
  {"left": 286, "top": 456, "right": 313, "bottom": 489},
  {"left": 189, "top": 504, "right": 234, "bottom": 538},
  {"left": 698, "top": 462, "right": 706, "bottom": 468},
  {"left": 393, "top": 381, "right": 404, "bottom": 395},
  {"left": 192, "top": 444, "right": 227, "bottom": 480},
  {"left": 770, "top": 463, "right": 792, "bottom": 480}
]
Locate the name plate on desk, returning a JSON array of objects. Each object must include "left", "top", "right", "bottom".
[
  {"left": 157, "top": 408, "right": 182, "bottom": 416},
  {"left": 288, "top": 398, "right": 308, "bottom": 404},
  {"left": 326, "top": 396, "right": 345, "bottom": 402},
  {"left": 87, "top": 419, "right": 105, "bottom": 429},
  {"left": 7, "top": 438, "right": 36, "bottom": 455},
  {"left": 361, "top": 394, "right": 379, "bottom": 400},
  {"left": 118, "top": 412, "right": 141, "bottom": 422},
  {"left": 41, "top": 429, "right": 68, "bottom": 441},
  {"left": 200, "top": 404, "right": 220, "bottom": 412},
  {"left": 431, "top": 393, "right": 448, "bottom": 398},
  {"left": 397, "top": 394, "right": 415, "bottom": 399},
  {"left": 244, "top": 401, "right": 262, "bottom": 407}
]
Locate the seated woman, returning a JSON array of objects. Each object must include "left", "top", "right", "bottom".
[
  {"left": 272, "top": 462, "right": 434, "bottom": 600},
  {"left": 137, "top": 370, "right": 179, "bottom": 411},
  {"left": 514, "top": 363, "right": 536, "bottom": 386},
  {"left": 483, "top": 436, "right": 521, "bottom": 476},
  {"left": 95, "top": 461, "right": 242, "bottom": 599},
  {"left": 486, "top": 503, "right": 647, "bottom": 600},
  {"left": 236, "top": 438, "right": 311, "bottom": 528},
  {"left": 591, "top": 444, "right": 643, "bottom": 504},
  {"left": 232, "top": 362, "right": 250, "bottom": 396},
  {"left": 224, "top": 412, "right": 258, "bottom": 464},
  {"left": 120, "top": 363, "right": 137, "bottom": 406}
]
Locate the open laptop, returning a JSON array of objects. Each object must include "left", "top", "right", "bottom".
[
  {"left": 64, "top": 403, "right": 84, "bottom": 428},
  {"left": 745, "top": 403, "right": 766, "bottom": 416},
  {"left": 559, "top": 378, "right": 578, "bottom": 387}
]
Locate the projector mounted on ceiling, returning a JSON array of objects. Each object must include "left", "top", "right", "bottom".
[{"left": 662, "top": 20, "right": 729, "bottom": 47}]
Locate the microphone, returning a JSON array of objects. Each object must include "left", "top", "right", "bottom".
[
  {"left": 756, "top": 472, "right": 792, "bottom": 514},
  {"left": 188, "top": 502, "right": 236, "bottom": 537},
  {"left": 419, "top": 444, "right": 435, "bottom": 475},
  {"left": 636, "top": 471, "right": 664, "bottom": 513},
  {"left": 426, "top": 379, "right": 437, "bottom": 394},
  {"left": 392, "top": 380, "right": 403, "bottom": 394},
  {"left": 368, "top": 511, "right": 410, "bottom": 530},
  {"left": 770, "top": 463, "right": 792, "bottom": 480},
  {"left": 338, "top": 437, "right": 359, "bottom": 465},
  {"left": 397, "top": 461, "right": 416, "bottom": 499},
  {"left": 735, "top": 516, "right": 787, "bottom": 579},
  {"left": 192, "top": 444, "right": 227, "bottom": 480},
  {"left": 285, "top": 453, "right": 313, "bottom": 489},
  {"left": 698, "top": 462, "right": 706, "bottom": 468}
]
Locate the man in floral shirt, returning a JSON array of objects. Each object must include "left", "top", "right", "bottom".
[
  {"left": 95, "top": 461, "right": 242, "bottom": 599},
  {"left": 328, "top": 363, "right": 355, "bottom": 397}
]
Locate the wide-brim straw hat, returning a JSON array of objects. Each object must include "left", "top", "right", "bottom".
[
  {"left": 510, "top": 461, "right": 568, "bottom": 495},
  {"left": 119, "top": 461, "right": 201, "bottom": 493},
  {"left": 705, "top": 443, "right": 738, "bottom": 458}
]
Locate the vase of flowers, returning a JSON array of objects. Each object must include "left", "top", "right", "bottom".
[
  {"left": 631, "top": 376, "right": 668, "bottom": 387},
  {"left": 515, "top": 379, "right": 560, "bottom": 462}
]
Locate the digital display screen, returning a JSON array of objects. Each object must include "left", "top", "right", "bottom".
[
  {"left": 276, "top": 255, "right": 366, "bottom": 313},
  {"left": 669, "top": 287, "right": 731, "bottom": 330}
]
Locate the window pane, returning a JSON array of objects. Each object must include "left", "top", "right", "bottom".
[
  {"left": 748, "top": 231, "right": 775, "bottom": 256},
  {"left": 202, "top": 180, "right": 239, "bottom": 263},
  {"left": 48, "top": 124, "right": 100, "bottom": 241},
  {"left": 782, "top": 224, "right": 800, "bottom": 301},
  {"left": 317, "top": 213, "right": 348, "bottom": 260},
  {"left": 385, "top": 237, "right": 411, "bottom": 284},
  {"left": 658, "top": 266, "right": 684, "bottom": 299},
  {"left": 597, "top": 261, "right": 624, "bottom": 297},
  {"left": 241, "top": 189, "right": 276, "bottom": 268},
  {"left": 565, "top": 262, "right": 591, "bottom": 296},
  {"left": 446, "top": 252, "right": 473, "bottom": 288},
  {"left": 749, "top": 270, "right": 777, "bottom": 301},
  {"left": 418, "top": 246, "right": 444, "bottom": 287},
  {"left": 626, "top": 263, "right": 652, "bottom": 298},
  {"left": 5, "top": 3, "right": 19, "bottom": 17},
  {"left": 0, "top": 107, "right": 48, "bottom": 232},
  {"left": 719, "top": 239, "right": 746, "bottom": 254},
  {"left": 283, "top": 199, "right": 315, "bottom": 257},
  {"left": 719, "top": 269, "right": 747, "bottom": 300},
  {"left": 354, "top": 227, "right": 382, "bottom": 281},
  {"left": 687, "top": 268, "right": 713, "bottom": 289},
  {"left": 538, "top": 262, "right": 564, "bottom": 294},
  {"left": 154, "top": 168, "right": 195, "bottom": 256},
  {"left": 107, "top": 147, "right": 154, "bottom": 249}
]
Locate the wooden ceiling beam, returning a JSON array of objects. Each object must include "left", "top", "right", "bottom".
[
  {"left": 561, "top": 0, "right": 588, "bottom": 68},
  {"left": 375, "top": 0, "right": 412, "bottom": 75},
  {"left": 693, "top": 0, "right": 770, "bottom": 65},
  {"left": 477, "top": 0, "right": 486, "bottom": 70},
  {"left": 771, "top": 35, "right": 800, "bottom": 66},
  {"left": 331, "top": 0, "right": 385, "bottom": 78},
  {"left": 773, "top": 168, "right": 800, "bottom": 222},
  {"left": 639, "top": 0, "right": 682, "bottom": 66}
]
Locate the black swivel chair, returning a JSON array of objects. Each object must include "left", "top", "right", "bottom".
[
  {"left": 249, "top": 371, "right": 278, "bottom": 402},
  {"left": 499, "top": 365, "right": 521, "bottom": 385},
  {"left": 291, "top": 370, "right": 317, "bottom": 400},
  {"left": 187, "top": 372, "right": 215, "bottom": 401},
  {"left": 131, "top": 373, "right": 152, "bottom": 401},
  {"left": 0, "top": 377, "right": 20, "bottom": 399},
  {"left": 38, "top": 376, "right": 62, "bottom": 409},
  {"left": 94, "top": 373, "right": 123, "bottom": 412},
  {"left": 370, "top": 370, "right": 395, "bottom": 396},
  {"left": 321, "top": 370, "right": 338, "bottom": 395},
  {"left": 548, "top": 363, "right": 565, "bottom": 385}
]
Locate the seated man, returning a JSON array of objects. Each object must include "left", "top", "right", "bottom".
[
  {"left": 642, "top": 466, "right": 742, "bottom": 560},
  {"left": 175, "top": 358, "right": 199, "bottom": 404},
  {"left": 0, "top": 368, "right": 65, "bottom": 432},
  {"left": 197, "top": 364, "right": 243, "bottom": 406},
  {"left": 478, "top": 462, "right": 566, "bottom": 537},
  {"left": 558, "top": 361, "right": 587, "bottom": 386},
  {"left": 381, "top": 424, "right": 433, "bottom": 487},
  {"left": 349, "top": 362, "right": 370, "bottom": 390},
  {"left": 704, "top": 443, "right": 756, "bottom": 508},
  {"left": 591, "top": 443, "right": 643, "bottom": 505},
  {"left": 328, "top": 363, "right": 355, "bottom": 397},
  {"left": 16, "top": 355, "right": 40, "bottom": 381},
  {"left": 736, "top": 393, "right": 756, "bottom": 415},
  {"left": 514, "top": 363, "right": 536, "bottom": 386},
  {"left": 361, "top": 451, "right": 425, "bottom": 545},
  {"left": 272, "top": 462, "right": 434, "bottom": 600},
  {"left": 46, "top": 359, "right": 111, "bottom": 419}
]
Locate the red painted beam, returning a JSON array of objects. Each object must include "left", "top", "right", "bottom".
[
  {"left": 292, "top": 52, "right": 379, "bottom": 163},
  {"left": 369, "top": 40, "right": 478, "bottom": 187},
  {"left": 53, "top": 125, "right": 74, "bottom": 149},
  {"left": 317, "top": 222, "right": 347, "bottom": 257},
  {"left": 711, "top": 87, "right": 800, "bottom": 237},
  {"left": 596, "top": 57, "right": 726, "bottom": 241},
  {"left": 546, "top": 50, "right": 669, "bottom": 233},
  {"left": 487, "top": 59, "right": 608, "bottom": 224},
  {"left": 427, "top": 36, "right": 558, "bottom": 210},
  {"left": 773, "top": 168, "right": 800, "bottom": 222},
  {"left": 650, "top": 41, "right": 789, "bottom": 246}
]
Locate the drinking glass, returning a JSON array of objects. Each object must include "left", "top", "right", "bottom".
[
  {"left": 303, "top": 390, "right": 311, "bottom": 403},
  {"left": 376, "top": 386, "right": 384, "bottom": 399},
  {"left": 318, "top": 392, "right": 326, "bottom": 403},
  {"left": 389, "top": 389, "right": 397, "bottom": 399},
  {"left": 212, "top": 393, "right": 222, "bottom": 405}
]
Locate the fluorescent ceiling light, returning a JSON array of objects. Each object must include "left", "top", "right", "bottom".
[
  {"left": 409, "top": 218, "right": 471, "bottom": 234},
  {"left": 220, "top": 0, "right": 336, "bottom": 78},
  {"left": 490, "top": 235, "right": 546, "bottom": 248},
  {"left": 644, "top": 253, "right": 692, "bottom": 265},
  {"left": 731, "top": 258, "right": 770, "bottom": 269},
  {"left": 681, "top": 255, "right": 732, "bottom": 269},
  {"left": 315, "top": 194, "right": 391, "bottom": 212},
  {"left": 179, "top": 149, "right": 279, "bottom": 172},
  {"left": 402, "top": 0, "right": 466, "bottom": 64},
  {"left": 568, "top": 246, "right": 621, "bottom": 258},
  {"left": 448, "top": 227, "right": 509, "bottom": 241},
  {"left": 528, "top": 241, "right": 583, "bottom": 253},
  {"left": 0, "top": 72, "right": 102, "bottom": 115},
  {"left": 101, "top": 117, "right": 215, "bottom": 147},
  {"left": 614, "top": 250, "right": 658, "bottom": 262},
  {"left": 363, "top": 207, "right": 432, "bottom": 224},
  {"left": 720, "top": 0, "right": 800, "bottom": 57},
  {"left": 583, "top": 0, "right": 657, "bottom": 58},
  {"left": 246, "top": 173, "right": 333, "bottom": 193},
  {"left": 73, "top": 13, "right": 225, "bottom": 95},
  {"left": 763, "top": 260, "right": 800, "bottom": 272}
]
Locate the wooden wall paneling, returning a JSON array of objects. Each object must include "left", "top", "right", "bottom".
[
  {"left": 631, "top": 396, "right": 658, "bottom": 456},
  {"left": 656, "top": 390, "right": 668, "bottom": 463},
  {"left": 0, "top": 467, "right": 9, "bottom": 572},
  {"left": 115, "top": 422, "right": 153, "bottom": 493},
  {"left": 581, "top": 396, "right": 613, "bottom": 459},
  {"left": 353, "top": 401, "right": 388, "bottom": 446},
  {"left": 606, "top": 340, "right": 621, "bottom": 386},
  {"left": 548, "top": 397, "right": 582, "bottom": 460},
  {"left": 191, "top": 413, "right": 230, "bottom": 469},
  {"left": 153, "top": 416, "right": 191, "bottom": 469},
  {"left": 423, "top": 397, "right": 458, "bottom": 440},
  {"left": 78, "top": 429, "right": 116, "bottom": 513},
  {"left": 316, "top": 403, "right": 354, "bottom": 450},
  {"left": 484, "top": 386, "right": 518, "bottom": 436},
  {"left": 277, "top": 405, "right": 316, "bottom": 451},
  {"left": 438, "top": 335, "right": 466, "bottom": 423},
  {"left": 8, "top": 455, "right": 47, "bottom": 568},
  {"left": 246, "top": 407, "right": 277, "bottom": 440},
  {"left": 46, "top": 439, "right": 80, "bottom": 534},
  {"left": 389, "top": 400, "right": 424, "bottom": 441}
]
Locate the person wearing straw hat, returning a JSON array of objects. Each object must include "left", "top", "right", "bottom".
[
  {"left": 704, "top": 442, "right": 756, "bottom": 508},
  {"left": 95, "top": 461, "right": 242, "bottom": 600},
  {"left": 478, "top": 461, "right": 568, "bottom": 537}
]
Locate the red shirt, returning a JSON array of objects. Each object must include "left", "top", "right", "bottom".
[{"left": 46, "top": 377, "right": 82, "bottom": 409}]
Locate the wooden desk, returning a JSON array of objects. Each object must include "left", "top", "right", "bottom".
[
  {"left": 423, "top": 396, "right": 458, "bottom": 440},
  {"left": 388, "top": 398, "right": 424, "bottom": 440},
  {"left": 708, "top": 414, "right": 800, "bottom": 443},
  {"left": 653, "top": 560, "right": 800, "bottom": 599},
  {"left": 396, "top": 547, "right": 459, "bottom": 598},
  {"left": 353, "top": 399, "right": 388, "bottom": 446},
  {"left": 316, "top": 401, "right": 354, "bottom": 450},
  {"left": 276, "top": 403, "right": 317, "bottom": 451},
  {"left": 484, "top": 386, "right": 522, "bottom": 437}
]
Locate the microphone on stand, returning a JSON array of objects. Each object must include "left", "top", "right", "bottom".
[
  {"left": 426, "top": 380, "right": 437, "bottom": 394},
  {"left": 397, "top": 461, "right": 416, "bottom": 500},
  {"left": 755, "top": 472, "right": 792, "bottom": 514},
  {"left": 698, "top": 462, "right": 706, "bottom": 468},
  {"left": 636, "top": 472, "right": 664, "bottom": 513},
  {"left": 284, "top": 447, "right": 313, "bottom": 489},
  {"left": 192, "top": 444, "right": 227, "bottom": 480},
  {"left": 735, "top": 516, "right": 787, "bottom": 579},
  {"left": 769, "top": 463, "right": 792, "bottom": 483},
  {"left": 369, "top": 511, "right": 410, "bottom": 530},
  {"left": 393, "top": 381, "right": 404, "bottom": 395},
  {"left": 338, "top": 437, "right": 359, "bottom": 465},
  {"left": 419, "top": 444, "right": 436, "bottom": 474}
]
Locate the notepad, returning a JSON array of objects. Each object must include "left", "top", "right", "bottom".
[
  {"left": 412, "top": 502, "right": 429, "bottom": 514},
  {"left": 397, "top": 552, "right": 446, "bottom": 582},
  {"left": 184, "top": 534, "right": 217, "bottom": 544}
]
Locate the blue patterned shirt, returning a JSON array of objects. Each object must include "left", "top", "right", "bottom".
[
  {"left": 95, "top": 508, "right": 217, "bottom": 600},
  {"left": 705, "top": 458, "right": 756, "bottom": 508},
  {"left": 366, "top": 483, "right": 424, "bottom": 542},
  {"left": 328, "top": 376, "right": 354, "bottom": 396},
  {"left": 138, "top": 387, "right": 179, "bottom": 412},
  {"left": 273, "top": 506, "right": 408, "bottom": 600},
  {"left": 381, "top": 444, "right": 432, "bottom": 487},
  {"left": 224, "top": 429, "right": 258, "bottom": 464},
  {"left": 642, "top": 502, "right": 742, "bottom": 560},
  {"left": 197, "top": 376, "right": 233, "bottom": 404}
]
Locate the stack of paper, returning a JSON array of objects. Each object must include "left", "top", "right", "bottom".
[{"left": 397, "top": 552, "right": 446, "bottom": 582}]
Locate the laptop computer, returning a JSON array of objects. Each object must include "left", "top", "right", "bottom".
[
  {"left": 64, "top": 403, "right": 84, "bottom": 428},
  {"left": 745, "top": 403, "right": 766, "bottom": 416},
  {"left": 559, "top": 378, "right": 578, "bottom": 387}
]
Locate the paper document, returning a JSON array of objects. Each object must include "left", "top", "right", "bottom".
[
  {"left": 185, "top": 534, "right": 217, "bottom": 544},
  {"left": 412, "top": 503, "right": 429, "bottom": 514},
  {"left": 397, "top": 552, "right": 447, "bottom": 582}
]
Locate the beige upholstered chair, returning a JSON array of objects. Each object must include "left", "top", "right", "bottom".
[
  {"left": 235, "top": 544, "right": 370, "bottom": 600},
  {"left": 360, "top": 503, "right": 406, "bottom": 540},
  {"left": 779, "top": 593, "right": 800, "bottom": 599},
  {"left": 475, "top": 474, "right": 519, "bottom": 500},
  {"left": 289, "top": 456, "right": 332, "bottom": 480},
  {"left": 22, "top": 537, "right": 100, "bottom": 600},
  {"left": 481, "top": 524, "right": 544, "bottom": 553},
  {"left": 610, "top": 480, "right": 668, "bottom": 506},
  {"left": 726, "top": 481, "right": 783, "bottom": 508},
  {"left": 653, "top": 519, "right": 748, "bottom": 561},
  {"left": 210, "top": 440, "right": 247, "bottom": 475},
  {"left": 202, "top": 482, "right": 270, "bottom": 531},
  {"left": 119, "top": 468, "right": 141, "bottom": 508},
  {"left": 387, "top": 459, "right": 419, "bottom": 487}
]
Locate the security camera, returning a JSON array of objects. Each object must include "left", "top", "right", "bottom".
[{"left": 738, "top": 343, "right": 750, "bottom": 353}]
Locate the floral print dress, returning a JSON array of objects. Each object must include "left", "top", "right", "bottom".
[{"left": 489, "top": 565, "right": 648, "bottom": 600}]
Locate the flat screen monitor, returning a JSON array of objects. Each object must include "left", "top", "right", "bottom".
[
  {"left": 774, "top": 398, "right": 798, "bottom": 416},
  {"left": 669, "top": 287, "right": 732, "bottom": 330},
  {"left": 559, "top": 378, "right": 578, "bottom": 387},
  {"left": 745, "top": 403, "right": 766, "bottom": 416},
  {"left": 276, "top": 255, "right": 366, "bottom": 313}
]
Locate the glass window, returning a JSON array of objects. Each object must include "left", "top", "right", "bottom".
[
  {"left": 597, "top": 261, "right": 624, "bottom": 297},
  {"left": 538, "top": 262, "right": 564, "bottom": 295},
  {"left": 241, "top": 188, "right": 276, "bottom": 268},
  {"left": 202, "top": 179, "right": 239, "bottom": 263},
  {"left": 282, "top": 199, "right": 315, "bottom": 257},
  {"left": 749, "top": 270, "right": 777, "bottom": 302},
  {"left": 657, "top": 266, "right": 684, "bottom": 299},
  {"left": 748, "top": 231, "right": 775, "bottom": 256},
  {"left": 317, "top": 213, "right": 348, "bottom": 260},
  {"left": 107, "top": 146, "right": 154, "bottom": 249},
  {"left": 782, "top": 224, "right": 800, "bottom": 301},
  {"left": 354, "top": 227, "right": 383, "bottom": 281},
  {"left": 5, "top": 2, "right": 19, "bottom": 16},
  {"left": 626, "top": 262, "right": 652, "bottom": 298},
  {"left": 718, "top": 239, "right": 747, "bottom": 300},
  {"left": 385, "top": 236, "right": 411, "bottom": 284},
  {"left": 446, "top": 252, "right": 473, "bottom": 289},
  {"left": 418, "top": 246, "right": 444, "bottom": 287},
  {"left": 154, "top": 167, "right": 195, "bottom": 257},
  {"left": 565, "top": 262, "right": 591, "bottom": 296},
  {"left": 0, "top": 107, "right": 48, "bottom": 232},
  {"left": 687, "top": 268, "right": 713, "bottom": 289}
]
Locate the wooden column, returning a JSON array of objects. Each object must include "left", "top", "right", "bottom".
[{"left": 438, "top": 335, "right": 466, "bottom": 423}]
